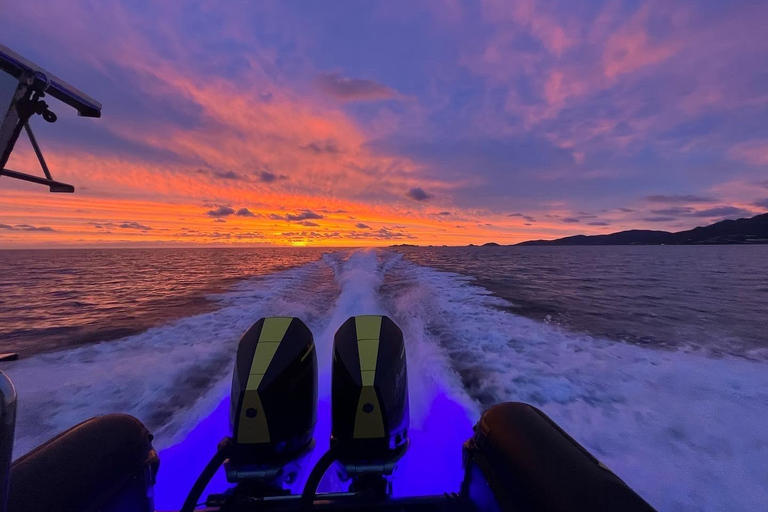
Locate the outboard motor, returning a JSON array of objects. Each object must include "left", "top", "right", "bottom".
[
  {"left": 226, "top": 316, "right": 318, "bottom": 484},
  {"left": 181, "top": 317, "right": 318, "bottom": 511},
  {"left": 330, "top": 315, "right": 409, "bottom": 494}
]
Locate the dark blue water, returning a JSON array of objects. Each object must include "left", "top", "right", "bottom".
[
  {"left": 397, "top": 245, "right": 768, "bottom": 357},
  {"left": 1, "top": 247, "right": 766, "bottom": 511},
  {"left": 0, "top": 248, "right": 327, "bottom": 355}
]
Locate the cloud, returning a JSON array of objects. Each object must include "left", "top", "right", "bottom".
[
  {"left": 406, "top": 187, "right": 433, "bottom": 201},
  {"left": 286, "top": 211, "right": 324, "bottom": 221},
  {"left": 752, "top": 198, "right": 768, "bottom": 210},
  {"left": 297, "top": 220, "right": 319, "bottom": 227},
  {"left": 436, "top": 211, "right": 452, "bottom": 216},
  {"left": 269, "top": 211, "right": 325, "bottom": 222},
  {"left": 508, "top": 212, "right": 536, "bottom": 222},
  {"left": 645, "top": 195, "right": 717, "bottom": 203},
  {"left": 257, "top": 171, "right": 289, "bottom": 183},
  {"left": 561, "top": 217, "right": 581, "bottom": 223},
  {"left": 301, "top": 140, "right": 341, "bottom": 155},
  {"left": 652, "top": 205, "right": 753, "bottom": 218},
  {"left": 651, "top": 207, "right": 695, "bottom": 216},
  {"left": 619, "top": 208, "right": 636, "bottom": 213},
  {"left": 235, "top": 208, "right": 256, "bottom": 217},
  {"left": 587, "top": 221, "right": 610, "bottom": 226},
  {"left": 688, "top": 206, "right": 753, "bottom": 218},
  {"left": 196, "top": 169, "right": 246, "bottom": 180},
  {"left": 206, "top": 206, "right": 236, "bottom": 217},
  {"left": 355, "top": 223, "right": 371, "bottom": 229},
  {"left": 602, "top": 3, "right": 680, "bottom": 79},
  {"left": 4, "top": 0, "right": 768, "bottom": 248},
  {"left": 316, "top": 72, "right": 396, "bottom": 101},
  {"left": 213, "top": 218, "right": 227, "bottom": 223},
  {"left": 728, "top": 140, "right": 768, "bottom": 166},
  {"left": 212, "top": 170, "right": 244, "bottom": 180},
  {"left": 642, "top": 216, "right": 676, "bottom": 222},
  {"left": 0, "top": 224, "right": 56, "bottom": 232},
  {"left": 119, "top": 221, "right": 153, "bottom": 230}
]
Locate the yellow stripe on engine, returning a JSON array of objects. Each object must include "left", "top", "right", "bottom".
[
  {"left": 258, "top": 316, "right": 294, "bottom": 342},
  {"left": 355, "top": 315, "right": 382, "bottom": 341},
  {"left": 300, "top": 342, "right": 315, "bottom": 362},
  {"left": 237, "top": 317, "right": 293, "bottom": 444},
  {"left": 353, "top": 315, "right": 385, "bottom": 438}
]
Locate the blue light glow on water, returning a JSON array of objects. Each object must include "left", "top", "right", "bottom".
[
  {"left": 393, "top": 391, "right": 475, "bottom": 497},
  {"left": 154, "top": 398, "right": 230, "bottom": 510}
]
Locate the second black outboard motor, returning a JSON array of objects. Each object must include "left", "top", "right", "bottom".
[{"left": 331, "top": 315, "right": 409, "bottom": 495}]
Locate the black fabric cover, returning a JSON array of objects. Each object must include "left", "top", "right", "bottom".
[
  {"left": 8, "top": 413, "right": 158, "bottom": 512},
  {"left": 462, "top": 402, "right": 656, "bottom": 512}
]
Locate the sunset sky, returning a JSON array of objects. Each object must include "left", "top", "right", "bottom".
[{"left": 1, "top": 0, "right": 767, "bottom": 247}]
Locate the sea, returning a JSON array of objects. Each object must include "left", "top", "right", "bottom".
[{"left": 1, "top": 246, "right": 766, "bottom": 511}]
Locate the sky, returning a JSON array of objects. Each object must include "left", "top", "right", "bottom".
[{"left": 1, "top": 0, "right": 767, "bottom": 247}]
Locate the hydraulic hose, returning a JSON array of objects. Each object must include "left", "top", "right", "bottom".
[
  {"left": 180, "top": 440, "right": 232, "bottom": 512},
  {"left": 299, "top": 444, "right": 342, "bottom": 511}
]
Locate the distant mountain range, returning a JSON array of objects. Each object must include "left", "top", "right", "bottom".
[{"left": 516, "top": 212, "right": 768, "bottom": 246}]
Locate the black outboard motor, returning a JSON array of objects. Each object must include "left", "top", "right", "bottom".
[
  {"left": 226, "top": 316, "right": 318, "bottom": 485},
  {"left": 182, "top": 317, "right": 318, "bottom": 512},
  {"left": 330, "top": 315, "right": 409, "bottom": 494}
]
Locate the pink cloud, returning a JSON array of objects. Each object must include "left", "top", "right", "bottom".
[
  {"left": 728, "top": 141, "right": 768, "bottom": 166},
  {"left": 602, "top": 3, "right": 682, "bottom": 79},
  {"left": 481, "top": 0, "right": 576, "bottom": 57}
]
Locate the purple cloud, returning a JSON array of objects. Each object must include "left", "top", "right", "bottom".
[
  {"left": 269, "top": 211, "right": 325, "bottom": 222},
  {"left": 257, "top": 171, "right": 289, "bottom": 183},
  {"left": 206, "top": 206, "right": 236, "bottom": 217},
  {"left": 406, "top": 187, "right": 433, "bottom": 201},
  {"left": 235, "top": 208, "right": 256, "bottom": 217},
  {"left": 508, "top": 213, "right": 536, "bottom": 222},
  {"left": 119, "top": 221, "right": 153, "bottom": 230},
  {"left": 645, "top": 195, "right": 717, "bottom": 203},
  {"left": 316, "top": 72, "right": 396, "bottom": 101},
  {"left": 688, "top": 206, "right": 753, "bottom": 218},
  {"left": 0, "top": 224, "right": 56, "bottom": 232}
]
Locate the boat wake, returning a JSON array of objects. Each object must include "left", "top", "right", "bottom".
[{"left": 5, "top": 249, "right": 767, "bottom": 511}]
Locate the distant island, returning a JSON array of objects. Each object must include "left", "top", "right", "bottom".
[{"left": 516, "top": 212, "right": 768, "bottom": 246}]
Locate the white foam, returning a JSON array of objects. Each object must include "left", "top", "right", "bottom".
[
  {"left": 4, "top": 259, "right": 338, "bottom": 457},
  {"left": 388, "top": 256, "right": 768, "bottom": 512}
]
